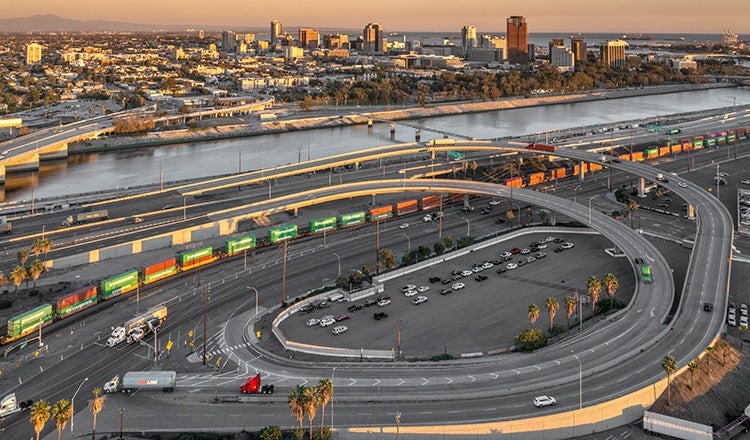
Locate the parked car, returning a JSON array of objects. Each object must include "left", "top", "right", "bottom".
[
  {"left": 525, "top": 256, "right": 536, "bottom": 263},
  {"left": 740, "top": 315, "right": 749, "bottom": 328},
  {"left": 306, "top": 318, "right": 320, "bottom": 327},
  {"left": 475, "top": 275, "right": 488, "bottom": 282},
  {"left": 440, "top": 288, "right": 452, "bottom": 295},
  {"left": 401, "top": 285, "right": 417, "bottom": 292},
  {"left": 377, "top": 299, "right": 392, "bottom": 307},
  {"left": 413, "top": 296, "right": 428, "bottom": 305},
  {"left": 428, "top": 276, "right": 441, "bottom": 283},
  {"left": 461, "top": 270, "right": 473, "bottom": 277},
  {"left": 520, "top": 248, "right": 531, "bottom": 255},
  {"left": 561, "top": 242, "right": 575, "bottom": 249},
  {"left": 417, "top": 286, "right": 430, "bottom": 293},
  {"left": 332, "top": 325, "right": 348, "bottom": 335},
  {"left": 378, "top": 294, "right": 391, "bottom": 301},
  {"left": 404, "top": 290, "right": 417, "bottom": 297},
  {"left": 510, "top": 248, "right": 522, "bottom": 254},
  {"left": 500, "top": 251, "right": 512, "bottom": 259},
  {"left": 535, "top": 252, "right": 546, "bottom": 259},
  {"left": 482, "top": 262, "right": 493, "bottom": 269},
  {"left": 497, "top": 267, "right": 507, "bottom": 274},
  {"left": 535, "top": 244, "right": 548, "bottom": 250},
  {"left": 373, "top": 312, "right": 388, "bottom": 320},
  {"left": 506, "top": 263, "right": 518, "bottom": 270},
  {"left": 320, "top": 317, "right": 336, "bottom": 327},
  {"left": 533, "top": 396, "right": 557, "bottom": 408},
  {"left": 452, "top": 282, "right": 465, "bottom": 290}
]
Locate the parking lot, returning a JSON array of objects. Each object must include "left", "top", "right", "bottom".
[{"left": 277, "top": 230, "right": 634, "bottom": 358}]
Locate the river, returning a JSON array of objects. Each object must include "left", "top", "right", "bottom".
[{"left": 3, "top": 87, "right": 749, "bottom": 203}]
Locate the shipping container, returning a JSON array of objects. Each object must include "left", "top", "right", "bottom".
[
  {"left": 142, "top": 258, "right": 178, "bottom": 284},
  {"left": 619, "top": 154, "right": 632, "bottom": 161},
  {"left": 339, "top": 211, "right": 366, "bottom": 227},
  {"left": 309, "top": 217, "right": 337, "bottom": 233},
  {"left": 737, "top": 128, "right": 747, "bottom": 140},
  {"left": 727, "top": 130, "right": 736, "bottom": 142},
  {"left": 504, "top": 176, "right": 523, "bottom": 187},
  {"left": 705, "top": 137, "right": 717, "bottom": 147},
  {"left": 526, "top": 143, "right": 556, "bottom": 152},
  {"left": 7, "top": 304, "right": 53, "bottom": 338},
  {"left": 179, "top": 246, "right": 215, "bottom": 270},
  {"left": 420, "top": 194, "right": 442, "bottom": 211},
  {"left": 226, "top": 235, "right": 256, "bottom": 255},
  {"left": 692, "top": 135, "right": 703, "bottom": 149},
  {"left": 268, "top": 225, "right": 298, "bottom": 243},
  {"left": 448, "top": 194, "right": 465, "bottom": 204},
  {"left": 551, "top": 167, "right": 567, "bottom": 179},
  {"left": 659, "top": 146, "right": 671, "bottom": 156},
  {"left": 395, "top": 200, "right": 418, "bottom": 215},
  {"left": 644, "top": 148, "right": 659, "bottom": 159},
  {"left": 368, "top": 206, "right": 393, "bottom": 220},
  {"left": 528, "top": 172, "right": 545, "bottom": 186},
  {"left": 100, "top": 270, "right": 139, "bottom": 299},
  {"left": 631, "top": 151, "right": 644, "bottom": 161},
  {"left": 55, "top": 286, "right": 98, "bottom": 318},
  {"left": 589, "top": 162, "right": 603, "bottom": 171}
]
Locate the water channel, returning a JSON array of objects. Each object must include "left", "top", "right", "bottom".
[{"left": 3, "top": 86, "right": 749, "bottom": 202}]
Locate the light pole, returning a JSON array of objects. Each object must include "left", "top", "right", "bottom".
[
  {"left": 571, "top": 351, "right": 582, "bottom": 410},
  {"left": 395, "top": 411, "right": 401, "bottom": 440},
  {"left": 716, "top": 164, "right": 720, "bottom": 200},
  {"left": 572, "top": 185, "right": 582, "bottom": 204},
  {"left": 119, "top": 408, "right": 125, "bottom": 440},
  {"left": 70, "top": 377, "right": 88, "bottom": 432},
  {"left": 402, "top": 233, "right": 411, "bottom": 253},
  {"left": 331, "top": 367, "right": 336, "bottom": 430},
  {"left": 41, "top": 225, "right": 45, "bottom": 241},
  {"left": 463, "top": 217, "right": 470, "bottom": 237},
  {"left": 247, "top": 287, "right": 259, "bottom": 323},
  {"left": 333, "top": 252, "right": 341, "bottom": 277},
  {"left": 588, "top": 194, "right": 599, "bottom": 225}
]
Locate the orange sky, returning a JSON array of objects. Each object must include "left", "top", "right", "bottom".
[{"left": 3, "top": 0, "right": 747, "bottom": 33}]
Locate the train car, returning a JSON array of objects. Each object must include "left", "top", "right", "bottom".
[
  {"left": 55, "top": 286, "right": 98, "bottom": 319},
  {"left": 394, "top": 200, "right": 418, "bottom": 216},
  {"left": 528, "top": 172, "right": 545, "bottom": 186},
  {"left": 619, "top": 153, "right": 632, "bottom": 161},
  {"left": 225, "top": 234, "right": 257, "bottom": 255},
  {"left": 737, "top": 128, "right": 747, "bottom": 140},
  {"left": 692, "top": 135, "right": 703, "bottom": 149},
  {"left": 705, "top": 133, "right": 718, "bottom": 147},
  {"left": 268, "top": 225, "right": 298, "bottom": 243},
  {"left": 717, "top": 131, "right": 727, "bottom": 145},
  {"left": 339, "top": 211, "right": 366, "bottom": 227},
  {"left": 727, "top": 130, "right": 736, "bottom": 143},
  {"left": 551, "top": 167, "right": 567, "bottom": 179},
  {"left": 100, "top": 270, "right": 139, "bottom": 300},
  {"left": 419, "top": 194, "right": 442, "bottom": 211},
  {"left": 644, "top": 147, "right": 659, "bottom": 159},
  {"left": 631, "top": 151, "right": 644, "bottom": 161},
  {"left": 179, "top": 246, "right": 216, "bottom": 271},
  {"left": 142, "top": 258, "right": 178, "bottom": 285},
  {"left": 504, "top": 176, "right": 523, "bottom": 187},
  {"left": 368, "top": 206, "right": 393, "bottom": 220},
  {"left": 589, "top": 162, "right": 604, "bottom": 171},
  {"left": 659, "top": 146, "right": 671, "bottom": 157},
  {"left": 526, "top": 143, "right": 556, "bottom": 152},
  {"left": 4, "top": 304, "right": 54, "bottom": 343},
  {"left": 309, "top": 217, "right": 337, "bottom": 234}
]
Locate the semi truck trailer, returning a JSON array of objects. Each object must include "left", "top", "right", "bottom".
[
  {"left": 104, "top": 370, "right": 176, "bottom": 393},
  {"left": 61, "top": 209, "right": 109, "bottom": 227}
]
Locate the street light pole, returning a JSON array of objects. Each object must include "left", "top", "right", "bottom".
[
  {"left": 395, "top": 412, "right": 402, "bottom": 440},
  {"left": 70, "top": 377, "right": 88, "bottom": 432},
  {"left": 119, "top": 408, "right": 125, "bottom": 440},
  {"left": 331, "top": 367, "right": 336, "bottom": 430},
  {"left": 402, "top": 234, "right": 411, "bottom": 253},
  {"left": 588, "top": 194, "right": 599, "bottom": 225},
  {"left": 464, "top": 217, "right": 470, "bottom": 237},
  {"left": 247, "top": 287, "right": 259, "bottom": 323},
  {"left": 572, "top": 351, "right": 582, "bottom": 410},
  {"left": 333, "top": 252, "right": 341, "bottom": 277}
]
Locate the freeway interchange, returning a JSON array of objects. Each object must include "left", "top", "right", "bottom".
[{"left": 0, "top": 114, "right": 739, "bottom": 439}]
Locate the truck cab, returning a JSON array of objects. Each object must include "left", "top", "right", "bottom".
[
  {"left": 107, "top": 327, "right": 127, "bottom": 347},
  {"left": 103, "top": 375, "right": 120, "bottom": 394},
  {"left": 0, "top": 393, "right": 33, "bottom": 418}
]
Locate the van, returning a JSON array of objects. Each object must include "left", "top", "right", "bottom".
[
  {"left": 332, "top": 325, "right": 348, "bottom": 335},
  {"left": 327, "top": 292, "right": 345, "bottom": 303}
]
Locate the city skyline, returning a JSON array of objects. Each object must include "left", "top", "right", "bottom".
[{"left": 1, "top": 0, "right": 747, "bottom": 34}]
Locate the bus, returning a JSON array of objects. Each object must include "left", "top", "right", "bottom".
[{"left": 640, "top": 265, "right": 653, "bottom": 284}]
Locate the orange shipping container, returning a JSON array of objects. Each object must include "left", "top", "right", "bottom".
[
  {"left": 631, "top": 151, "right": 644, "bottom": 161},
  {"left": 528, "top": 172, "right": 545, "bottom": 186},
  {"left": 395, "top": 200, "right": 418, "bottom": 215},
  {"left": 552, "top": 168, "right": 567, "bottom": 179},
  {"left": 659, "top": 146, "right": 671, "bottom": 156},
  {"left": 589, "top": 162, "right": 603, "bottom": 171},
  {"left": 672, "top": 143, "right": 683, "bottom": 153},
  {"left": 505, "top": 177, "right": 523, "bottom": 187},
  {"left": 619, "top": 154, "right": 631, "bottom": 161}
]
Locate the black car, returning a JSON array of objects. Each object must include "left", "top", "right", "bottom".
[
  {"left": 703, "top": 303, "right": 714, "bottom": 312},
  {"left": 441, "top": 278, "right": 452, "bottom": 285},
  {"left": 429, "top": 276, "right": 441, "bottom": 283},
  {"left": 554, "top": 247, "right": 564, "bottom": 253},
  {"left": 554, "top": 238, "right": 564, "bottom": 243},
  {"left": 374, "top": 312, "right": 388, "bottom": 320},
  {"left": 364, "top": 299, "right": 378, "bottom": 307},
  {"left": 475, "top": 275, "right": 488, "bottom": 282},
  {"left": 495, "top": 218, "right": 506, "bottom": 224},
  {"left": 299, "top": 305, "right": 314, "bottom": 314},
  {"left": 497, "top": 268, "right": 507, "bottom": 274}
]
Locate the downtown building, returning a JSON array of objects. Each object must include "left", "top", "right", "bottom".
[
  {"left": 599, "top": 40, "right": 628, "bottom": 67},
  {"left": 270, "top": 20, "right": 282, "bottom": 46},
  {"left": 506, "top": 16, "right": 528, "bottom": 64},
  {"left": 461, "top": 25, "right": 477, "bottom": 53},
  {"left": 363, "top": 23, "right": 386, "bottom": 55},
  {"left": 26, "top": 43, "right": 42, "bottom": 64},
  {"left": 571, "top": 36, "right": 587, "bottom": 64},
  {"left": 298, "top": 29, "right": 320, "bottom": 49}
]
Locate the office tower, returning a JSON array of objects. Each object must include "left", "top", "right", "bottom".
[
  {"left": 461, "top": 26, "right": 477, "bottom": 52},
  {"left": 506, "top": 16, "right": 528, "bottom": 64},
  {"left": 550, "top": 45, "right": 574, "bottom": 71},
  {"left": 26, "top": 43, "right": 42, "bottom": 64},
  {"left": 363, "top": 22, "right": 385, "bottom": 55},
  {"left": 270, "top": 20, "right": 282, "bottom": 46},
  {"left": 221, "top": 30, "right": 236, "bottom": 52},
  {"left": 548, "top": 38, "right": 564, "bottom": 57},
  {"left": 298, "top": 29, "right": 320, "bottom": 49},
  {"left": 571, "top": 36, "right": 586, "bottom": 64},
  {"left": 599, "top": 40, "right": 628, "bottom": 67}
]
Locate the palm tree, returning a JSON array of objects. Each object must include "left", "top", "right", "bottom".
[
  {"left": 28, "top": 259, "right": 45, "bottom": 287},
  {"left": 564, "top": 295, "right": 576, "bottom": 330},
  {"left": 601, "top": 273, "right": 619, "bottom": 312},
  {"left": 10, "top": 265, "right": 28, "bottom": 295},
  {"left": 31, "top": 238, "right": 44, "bottom": 258},
  {"left": 587, "top": 276, "right": 601, "bottom": 313},
  {"left": 704, "top": 346, "right": 715, "bottom": 375},
  {"left": 0, "top": 270, "right": 8, "bottom": 291},
  {"left": 288, "top": 384, "right": 306, "bottom": 431},
  {"left": 41, "top": 237, "right": 53, "bottom": 262},
  {"left": 661, "top": 355, "right": 677, "bottom": 406},
  {"left": 506, "top": 210, "right": 515, "bottom": 226},
  {"left": 302, "top": 386, "right": 320, "bottom": 440},
  {"left": 29, "top": 399, "right": 51, "bottom": 440},
  {"left": 687, "top": 361, "right": 699, "bottom": 390},
  {"left": 623, "top": 199, "right": 638, "bottom": 228},
  {"left": 88, "top": 387, "right": 106, "bottom": 439},
  {"left": 52, "top": 399, "right": 72, "bottom": 440},
  {"left": 18, "top": 248, "right": 29, "bottom": 266},
  {"left": 545, "top": 297, "right": 559, "bottom": 330},
  {"left": 316, "top": 378, "right": 333, "bottom": 435},
  {"left": 527, "top": 304, "right": 539, "bottom": 328}
]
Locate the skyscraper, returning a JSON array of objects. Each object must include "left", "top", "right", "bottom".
[
  {"left": 26, "top": 43, "right": 42, "bottom": 64},
  {"left": 461, "top": 26, "right": 477, "bottom": 52},
  {"left": 506, "top": 16, "right": 528, "bottom": 64},
  {"left": 221, "top": 31, "right": 236, "bottom": 53},
  {"left": 270, "top": 20, "right": 282, "bottom": 46},
  {"left": 298, "top": 29, "right": 320, "bottom": 49},
  {"left": 599, "top": 40, "right": 628, "bottom": 67},
  {"left": 571, "top": 37, "right": 587, "bottom": 64},
  {"left": 363, "top": 23, "right": 385, "bottom": 55},
  {"left": 548, "top": 38, "right": 564, "bottom": 57}
]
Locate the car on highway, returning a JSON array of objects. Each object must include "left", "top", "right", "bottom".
[
  {"left": 423, "top": 215, "right": 433, "bottom": 222},
  {"left": 678, "top": 182, "right": 688, "bottom": 188},
  {"left": 162, "top": 204, "right": 175, "bottom": 210},
  {"left": 489, "top": 200, "right": 501, "bottom": 205},
  {"left": 452, "top": 282, "right": 465, "bottom": 290},
  {"left": 417, "top": 286, "right": 429, "bottom": 293},
  {"left": 413, "top": 296, "right": 428, "bottom": 305},
  {"left": 377, "top": 299, "right": 392, "bottom": 307},
  {"left": 703, "top": 303, "right": 713, "bottom": 312},
  {"left": 332, "top": 325, "right": 348, "bottom": 335},
  {"left": 320, "top": 317, "right": 336, "bottom": 327},
  {"left": 132, "top": 217, "right": 144, "bottom": 224},
  {"left": 506, "top": 263, "right": 518, "bottom": 270},
  {"left": 533, "top": 396, "right": 557, "bottom": 408},
  {"left": 399, "top": 223, "right": 410, "bottom": 229},
  {"left": 306, "top": 318, "right": 320, "bottom": 327},
  {"left": 404, "top": 290, "right": 417, "bottom": 297}
]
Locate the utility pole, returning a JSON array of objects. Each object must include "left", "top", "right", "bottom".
[
  {"left": 375, "top": 218, "right": 381, "bottom": 274},
  {"left": 281, "top": 240, "right": 288, "bottom": 305},
  {"left": 202, "top": 285, "right": 208, "bottom": 365}
]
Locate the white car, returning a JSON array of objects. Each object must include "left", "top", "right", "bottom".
[
  {"left": 728, "top": 309, "right": 737, "bottom": 326},
  {"left": 413, "top": 296, "right": 428, "bottom": 305},
  {"left": 377, "top": 299, "right": 392, "bottom": 307},
  {"left": 500, "top": 251, "right": 512, "bottom": 258},
  {"left": 678, "top": 182, "right": 688, "bottom": 188},
  {"left": 401, "top": 284, "right": 417, "bottom": 292},
  {"left": 562, "top": 242, "right": 575, "bottom": 249},
  {"left": 461, "top": 270, "right": 473, "bottom": 277},
  {"left": 332, "top": 325, "right": 348, "bottom": 335},
  {"left": 320, "top": 317, "right": 336, "bottom": 327},
  {"left": 306, "top": 318, "right": 320, "bottom": 327},
  {"left": 520, "top": 248, "right": 531, "bottom": 255},
  {"left": 482, "top": 262, "right": 494, "bottom": 269},
  {"left": 423, "top": 215, "right": 433, "bottom": 222},
  {"left": 740, "top": 304, "right": 748, "bottom": 316},
  {"left": 399, "top": 223, "right": 410, "bottom": 229},
  {"left": 404, "top": 290, "right": 417, "bottom": 297},
  {"left": 535, "top": 243, "right": 548, "bottom": 250},
  {"left": 489, "top": 200, "right": 501, "bottom": 206},
  {"left": 533, "top": 396, "right": 557, "bottom": 408},
  {"left": 740, "top": 315, "right": 749, "bottom": 328},
  {"left": 472, "top": 266, "right": 483, "bottom": 273},
  {"left": 452, "top": 282, "right": 465, "bottom": 290},
  {"left": 742, "top": 180, "right": 750, "bottom": 185},
  {"left": 544, "top": 236, "right": 556, "bottom": 243},
  {"left": 417, "top": 286, "right": 430, "bottom": 293},
  {"left": 506, "top": 263, "right": 518, "bottom": 270}
]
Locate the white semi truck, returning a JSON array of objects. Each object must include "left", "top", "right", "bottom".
[{"left": 104, "top": 370, "right": 176, "bottom": 393}]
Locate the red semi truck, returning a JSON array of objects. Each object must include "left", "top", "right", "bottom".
[{"left": 240, "top": 373, "right": 275, "bottom": 394}]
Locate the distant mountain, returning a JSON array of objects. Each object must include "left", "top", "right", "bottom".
[{"left": 0, "top": 14, "right": 209, "bottom": 32}]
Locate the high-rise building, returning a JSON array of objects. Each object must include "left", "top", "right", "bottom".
[
  {"left": 550, "top": 45, "right": 575, "bottom": 71},
  {"left": 26, "top": 43, "right": 42, "bottom": 64},
  {"left": 599, "top": 40, "right": 628, "bottom": 67},
  {"left": 480, "top": 35, "right": 507, "bottom": 61},
  {"left": 323, "top": 33, "right": 350, "bottom": 49},
  {"left": 298, "top": 29, "right": 320, "bottom": 49},
  {"left": 363, "top": 22, "right": 385, "bottom": 55},
  {"left": 571, "top": 37, "right": 586, "bottom": 64},
  {"left": 461, "top": 26, "right": 477, "bottom": 52},
  {"left": 270, "top": 20, "right": 282, "bottom": 46},
  {"left": 506, "top": 16, "right": 528, "bottom": 64},
  {"left": 221, "top": 30, "right": 236, "bottom": 53},
  {"left": 548, "top": 38, "right": 564, "bottom": 57}
]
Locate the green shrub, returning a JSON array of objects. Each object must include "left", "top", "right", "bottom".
[
  {"left": 259, "top": 426, "right": 283, "bottom": 440},
  {"left": 0, "top": 299, "right": 11, "bottom": 309},
  {"left": 430, "top": 353, "right": 455, "bottom": 361},
  {"left": 514, "top": 328, "right": 548, "bottom": 351},
  {"left": 549, "top": 325, "right": 567, "bottom": 336}
]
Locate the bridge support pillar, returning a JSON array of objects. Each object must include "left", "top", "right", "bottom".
[
  {"left": 372, "top": 194, "right": 376, "bottom": 206},
  {"left": 293, "top": 207, "right": 298, "bottom": 217},
  {"left": 415, "top": 129, "right": 421, "bottom": 142},
  {"left": 0, "top": 165, "right": 5, "bottom": 184},
  {"left": 687, "top": 205, "right": 696, "bottom": 219},
  {"left": 430, "top": 150, "right": 436, "bottom": 160},
  {"left": 578, "top": 161, "right": 586, "bottom": 181},
  {"left": 367, "top": 119, "right": 373, "bottom": 128},
  {"left": 638, "top": 177, "right": 646, "bottom": 198},
  {"left": 390, "top": 123, "right": 396, "bottom": 141},
  {"left": 354, "top": 161, "right": 359, "bottom": 171},
  {"left": 463, "top": 194, "right": 470, "bottom": 208}
]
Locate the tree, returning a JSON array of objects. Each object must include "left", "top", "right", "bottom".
[
  {"left": 443, "top": 236, "right": 454, "bottom": 250},
  {"left": 545, "top": 297, "right": 559, "bottom": 330},
  {"left": 587, "top": 276, "right": 601, "bottom": 313},
  {"left": 506, "top": 209, "right": 515, "bottom": 226},
  {"left": 527, "top": 304, "right": 539, "bottom": 328},
  {"left": 417, "top": 244, "right": 431, "bottom": 260},
  {"left": 260, "top": 426, "right": 283, "bottom": 440},
  {"left": 718, "top": 340, "right": 731, "bottom": 366},
  {"left": 704, "top": 346, "right": 715, "bottom": 375},
  {"left": 40, "top": 237, "right": 53, "bottom": 262},
  {"left": 316, "top": 378, "right": 333, "bottom": 436},
  {"left": 525, "top": 207, "right": 533, "bottom": 223},
  {"left": 28, "top": 259, "right": 45, "bottom": 287},
  {"left": 29, "top": 399, "right": 50, "bottom": 440},
  {"left": 601, "top": 273, "right": 619, "bottom": 312},
  {"left": 31, "top": 238, "right": 44, "bottom": 258},
  {"left": 376, "top": 248, "right": 397, "bottom": 272},
  {"left": 434, "top": 241, "right": 445, "bottom": 255},
  {"left": 514, "top": 328, "right": 548, "bottom": 351},
  {"left": 18, "top": 248, "right": 29, "bottom": 266},
  {"left": 661, "top": 355, "right": 677, "bottom": 406},
  {"left": 623, "top": 199, "right": 638, "bottom": 228},
  {"left": 300, "top": 95, "right": 314, "bottom": 111},
  {"left": 538, "top": 209, "right": 548, "bottom": 225},
  {"left": 10, "top": 265, "right": 28, "bottom": 295},
  {"left": 687, "top": 361, "right": 699, "bottom": 389},
  {"left": 302, "top": 385, "right": 319, "bottom": 440},
  {"left": 88, "top": 387, "right": 106, "bottom": 439},
  {"left": 288, "top": 384, "right": 306, "bottom": 430},
  {"left": 52, "top": 399, "right": 72, "bottom": 440},
  {"left": 564, "top": 295, "right": 576, "bottom": 330}
]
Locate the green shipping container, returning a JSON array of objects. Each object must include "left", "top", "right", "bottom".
[
  {"left": 717, "top": 136, "right": 726, "bottom": 144},
  {"left": 179, "top": 247, "right": 213, "bottom": 265},
  {"left": 728, "top": 134, "right": 736, "bottom": 142},
  {"left": 226, "top": 235, "right": 256, "bottom": 254},
  {"left": 100, "top": 270, "right": 139, "bottom": 299},
  {"left": 706, "top": 138, "right": 717, "bottom": 147},
  {"left": 693, "top": 139, "right": 704, "bottom": 148},
  {"left": 645, "top": 148, "right": 658, "bottom": 158},
  {"left": 340, "top": 211, "right": 366, "bottom": 227},
  {"left": 7, "top": 304, "right": 53, "bottom": 337},
  {"left": 269, "top": 225, "right": 298, "bottom": 243},
  {"left": 310, "top": 217, "right": 337, "bottom": 233}
]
